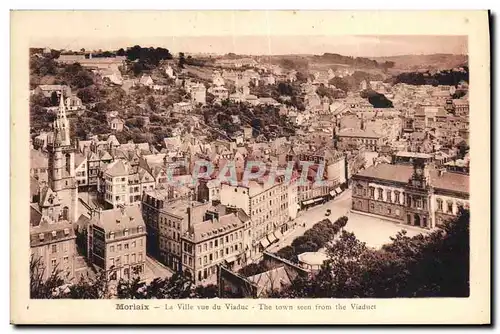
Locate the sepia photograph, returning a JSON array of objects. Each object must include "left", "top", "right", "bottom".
[{"left": 11, "top": 10, "right": 490, "bottom": 324}]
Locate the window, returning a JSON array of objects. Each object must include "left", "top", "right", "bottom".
[
  {"left": 214, "top": 239, "right": 218, "bottom": 247},
  {"left": 110, "top": 258, "right": 115, "bottom": 266},
  {"left": 225, "top": 248, "right": 229, "bottom": 255},
  {"left": 225, "top": 236, "right": 229, "bottom": 243},
  {"left": 437, "top": 199, "right": 443, "bottom": 211},
  {"left": 117, "top": 244, "right": 122, "bottom": 251},
  {"left": 394, "top": 191, "right": 400, "bottom": 204},
  {"left": 124, "top": 229, "right": 129, "bottom": 237},
  {"left": 116, "top": 256, "right": 121, "bottom": 265},
  {"left": 209, "top": 241, "right": 213, "bottom": 249},
  {"left": 199, "top": 258, "right": 202, "bottom": 266},
  {"left": 198, "top": 245, "right": 202, "bottom": 253},
  {"left": 132, "top": 241, "right": 136, "bottom": 248},
  {"left": 51, "top": 259, "right": 57, "bottom": 267},
  {"left": 377, "top": 188, "right": 383, "bottom": 200},
  {"left": 203, "top": 256, "right": 207, "bottom": 265},
  {"left": 209, "top": 254, "right": 213, "bottom": 261},
  {"left": 110, "top": 245, "right": 115, "bottom": 253},
  {"left": 386, "top": 190, "right": 392, "bottom": 203},
  {"left": 124, "top": 255, "right": 129, "bottom": 264},
  {"left": 387, "top": 208, "right": 392, "bottom": 215},
  {"left": 447, "top": 201, "right": 453, "bottom": 214},
  {"left": 139, "top": 239, "right": 143, "bottom": 246},
  {"left": 370, "top": 203, "right": 374, "bottom": 211},
  {"left": 138, "top": 253, "right": 143, "bottom": 262},
  {"left": 131, "top": 254, "right": 136, "bottom": 263},
  {"left": 51, "top": 244, "right": 57, "bottom": 254},
  {"left": 63, "top": 256, "right": 68, "bottom": 264},
  {"left": 204, "top": 243, "right": 207, "bottom": 251},
  {"left": 220, "top": 250, "right": 223, "bottom": 257},
  {"left": 416, "top": 199, "right": 422, "bottom": 209}
]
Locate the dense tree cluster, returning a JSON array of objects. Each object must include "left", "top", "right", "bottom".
[
  {"left": 275, "top": 217, "right": 348, "bottom": 262},
  {"left": 313, "top": 53, "right": 395, "bottom": 69},
  {"left": 122, "top": 45, "right": 173, "bottom": 75},
  {"left": 202, "top": 100, "right": 296, "bottom": 140},
  {"left": 360, "top": 89, "right": 394, "bottom": 108},
  {"left": 391, "top": 67, "right": 469, "bottom": 86}
]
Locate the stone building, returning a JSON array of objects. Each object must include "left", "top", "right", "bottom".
[{"left": 351, "top": 159, "right": 469, "bottom": 229}]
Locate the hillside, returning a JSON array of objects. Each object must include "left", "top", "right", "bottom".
[{"left": 370, "top": 53, "right": 468, "bottom": 72}]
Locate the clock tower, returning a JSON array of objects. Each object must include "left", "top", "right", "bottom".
[{"left": 405, "top": 158, "right": 432, "bottom": 229}]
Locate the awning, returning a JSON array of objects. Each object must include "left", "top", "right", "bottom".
[
  {"left": 225, "top": 255, "right": 238, "bottom": 263},
  {"left": 302, "top": 199, "right": 315, "bottom": 205},
  {"left": 329, "top": 190, "right": 336, "bottom": 197},
  {"left": 274, "top": 230, "right": 283, "bottom": 239},
  {"left": 260, "top": 238, "right": 270, "bottom": 248},
  {"left": 267, "top": 233, "right": 277, "bottom": 243},
  {"left": 335, "top": 187, "right": 342, "bottom": 195}
]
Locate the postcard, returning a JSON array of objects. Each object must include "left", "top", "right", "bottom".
[{"left": 11, "top": 10, "right": 490, "bottom": 325}]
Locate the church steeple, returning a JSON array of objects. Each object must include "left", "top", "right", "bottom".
[{"left": 53, "top": 90, "right": 71, "bottom": 147}]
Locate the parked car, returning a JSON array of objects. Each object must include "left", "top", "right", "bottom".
[{"left": 325, "top": 209, "right": 331, "bottom": 216}]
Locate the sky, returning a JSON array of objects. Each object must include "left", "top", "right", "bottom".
[{"left": 34, "top": 35, "right": 467, "bottom": 58}]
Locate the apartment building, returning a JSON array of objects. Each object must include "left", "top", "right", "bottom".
[
  {"left": 30, "top": 187, "right": 77, "bottom": 282},
  {"left": 88, "top": 205, "right": 147, "bottom": 281},
  {"left": 142, "top": 194, "right": 209, "bottom": 272},
  {"left": 220, "top": 174, "right": 297, "bottom": 259},
  {"left": 98, "top": 160, "right": 155, "bottom": 209},
  {"left": 181, "top": 206, "right": 251, "bottom": 284}
]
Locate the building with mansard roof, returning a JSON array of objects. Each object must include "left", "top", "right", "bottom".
[{"left": 351, "top": 159, "right": 469, "bottom": 229}]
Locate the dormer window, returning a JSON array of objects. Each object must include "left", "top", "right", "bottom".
[
  {"left": 138, "top": 226, "right": 143, "bottom": 233},
  {"left": 110, "top": 232, "right": 115, "bottom": 240},
  {"left": 52, "top": 231, "right": 57, "bottom": 238},
  {"left": 39, "top": 233, "right": 44, "bottom": 241},
  {"left": 124, "top": 228, "right": 129, "bottom": 237},
  {"left": 64, "top": 228, "right": 69, "bottom": 235}
]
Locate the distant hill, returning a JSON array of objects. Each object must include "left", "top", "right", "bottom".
[{"left": 370, "top": 53, "right": 468, "bottom": 71}]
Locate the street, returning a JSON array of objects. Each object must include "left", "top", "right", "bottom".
[{"left": 268, "top": 189, "right": 428, "bottom": 252}]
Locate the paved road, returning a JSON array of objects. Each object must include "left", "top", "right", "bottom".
[{"left": 268, "top": 190, "right": 352, "bottom": 252}]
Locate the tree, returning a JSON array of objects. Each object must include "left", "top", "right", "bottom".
[
  {"left": 179, "top": 52, "right": 186, "bottom": 68},
  {"left": 77, "top": 86, "right": 101, "bottom": 103},
  {"left": 70, "top": 70, "right": 94, "bottom": 89},
  {"left": 328, "top": 77, "right": 349, "bottom": 92},
  {"left": 30, "top": 255, "right": 65, "bottom": 299},
  {"left": 50, "top": 91, "right": 59, "bottom": 106}
]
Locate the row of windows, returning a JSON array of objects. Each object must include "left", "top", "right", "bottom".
[
  {"left": 160, "top": 238, "right": 181, "bottom": 255},
  {"left": 196, "top": 231, "right": 243, "bottom": 254},
  {"left": 250, "top": 186, "right": 286, "bottom": 206},
  {"left": 159, "top": 217, "right": 181, "bottom": 230},
  {"left": 436, "top": 199, "right": 467, "bottom": 214},
  {"left": 109, "top": 252, "right": 143, "bottom": 267},
  {"left": 368, "top": 202, "right": 401, "bottom": 216},
  {"left": 50, "top": 242, "right": 70, "bottom": 254},
  {"left": 109, "top": 239, "right": 143, "bottom": 253},
  {"left": 367, "top": 187, "right": 402, "bottom": 204},
  {"left": 196, "top": 243, "right": 242, "bottom": 267},
  {"left": 50, "top": 256, "right": 70, "bottom": 269}
]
